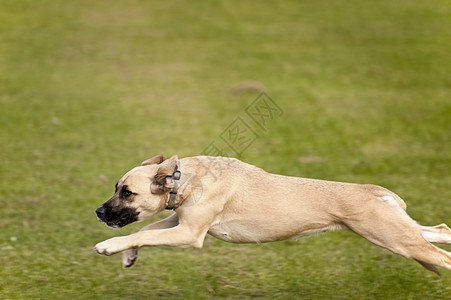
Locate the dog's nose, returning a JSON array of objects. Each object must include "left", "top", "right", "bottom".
[{"left": 96, "top": 206, "right": 106, "bottom": 219}]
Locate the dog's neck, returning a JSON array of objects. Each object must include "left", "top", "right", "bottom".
[{"left": 166, "top": 160, "right": 182, "bottom": 210}]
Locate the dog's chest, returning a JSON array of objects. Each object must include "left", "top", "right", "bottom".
[
  {"left": 208, "top": 221, "right": 264, "bottom": 243},
  {"left": 207, "top": 226, "right": 234, "bottom": 242}
]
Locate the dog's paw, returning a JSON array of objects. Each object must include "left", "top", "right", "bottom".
[
  {"left": 122, "top": 249, "right": 138, "bottom": 268},
  {"left": 94, "top": 237, "right": 127, "bottom": 256}
]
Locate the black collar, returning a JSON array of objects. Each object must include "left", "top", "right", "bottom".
[{"left": 166, "top": 160, "right": 181, "bottom": 210}]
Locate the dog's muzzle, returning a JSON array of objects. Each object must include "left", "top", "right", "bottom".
[
  {"left": 96, "top": 205, "right": 106, "bottom": 219},
  {"left": 96, "top": 205, "right": 139, "bottom": 229}
]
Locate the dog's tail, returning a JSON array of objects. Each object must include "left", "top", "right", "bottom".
[{"left": 419, "top": 223, "right": 451, "bottom": 245}]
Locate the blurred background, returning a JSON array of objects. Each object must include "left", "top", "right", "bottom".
[{"left": 1, "top": 0, "right": 450, "bottom": 298}]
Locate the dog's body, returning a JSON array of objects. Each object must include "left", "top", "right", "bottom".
[{"left": 95, "top": 155, "right": 451, "bottom": 274}]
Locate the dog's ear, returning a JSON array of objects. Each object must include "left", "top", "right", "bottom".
[
  {"left": 140, "top": 155, "right": 165, "bottom": 166},
  {"left": 151, "top": 155, "right": 178, "bottom": 194}
]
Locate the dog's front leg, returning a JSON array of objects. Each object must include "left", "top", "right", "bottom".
[
  {"left": 95, "top": 224, "right": 206, "bottom": 256},
  {"left": 122, "top": 213, "right": 180, "bottom": 268},
  {"left": 95, "top": 235, "right": 133, "bottom": 256}
]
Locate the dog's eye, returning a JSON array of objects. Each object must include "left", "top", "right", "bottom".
[
  {"left": 119, "top": 185, "right": 136, "bottom": 198},
  {"left": 121, "top": 188, "right": 136, "bottom": 198}
]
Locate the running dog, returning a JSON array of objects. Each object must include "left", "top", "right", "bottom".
[{"left": 95, "top": 155, "right": 451, "bottom": 274}]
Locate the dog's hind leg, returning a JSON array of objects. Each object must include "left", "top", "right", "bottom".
[
  {"left": 122, "top": 213, "right": 179, "bottom": 268},
  {"left": 419, "top": 223, "right": 451, "bottom": 244},
  {"left": 343, "top": 198, "right": 451, "bottom": 275}
]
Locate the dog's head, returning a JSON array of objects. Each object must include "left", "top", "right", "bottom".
[{"left": 96, "top": 155, "right": 178, "bottom": 228}]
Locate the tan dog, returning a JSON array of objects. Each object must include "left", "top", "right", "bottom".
[{"left": 94, "top": 155, "right": 451, "bottom": 274}]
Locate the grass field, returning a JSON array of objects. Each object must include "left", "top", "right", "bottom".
[{"left": 1, "top": 0, "right": 450, "bottom": 299}]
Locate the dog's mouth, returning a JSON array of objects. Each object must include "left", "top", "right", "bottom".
[
  {"left": 104, "top": 213, "right": 139, "bottom": 228},
  {"left": 96, "top": 205, "right": 140, "bottom": 229}
]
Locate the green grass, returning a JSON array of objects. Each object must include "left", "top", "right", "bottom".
[{"left": 1, "top": 0, "right": 450, "bottom": 298}]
